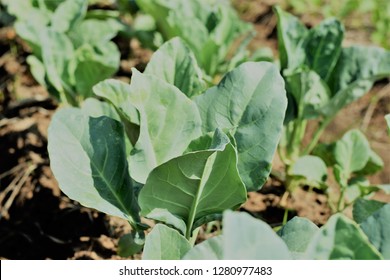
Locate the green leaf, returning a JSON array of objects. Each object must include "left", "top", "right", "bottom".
[
  {"left": 222, "top": 211, "right": 291, "bottom": 259},
  {"left": 145, "top": 209, "right": 187, "bottom": 236},
  {"left": 185, "top": 211, "right": 291, "bottom": 260},
  {"left": 322, "top": 46, "right": 390, "bottom": 117},
  {"left": 144, "top": 38, "right": 206, "bottom": 98},
  {"left": 68, "top": 18, "right": 123, "bottom": 47},
  {"left": 274, "top": 6, "right": 308, "bottom": 70},
  {"left": 277, "top": 216, "right": 319, "bottom": 259},
  {"left": 360, "top": 204, "right": 390, "bottom": 259},
  {"left": 195, "top": 62, "right": 287, "bottom": 191},
  {"left": 136, "top": 0, "right": 252, "bottom": 76},
  {"left": 142, "top": 224, "right": 191, "bottom": 260},
  {"left": 14, "top": 21, "right": 44, "bottom": 57},
  {"left": 305, "top": 18, "right": 344, "bottom": 82},
  {"left": 47, "top": 108, "right": 141, "bottom": 229},
  {"left": 127, "top": 69, "right": 202, "bottom": 183},
  {"left": 345, "top": 177, "right": 380, "bottom": 203},
  {"left": 118, "top": 232, "right": 144, "bottom": 257},
  {"left": 93, "top": 79, "right": 140, "bottom": 146},
  {"left": 26, "top": 55, "right": 46, "bottom": 87},
  {"left": 290, "top": 155, "right": 327, "bottom": 184},
  {"left": 284, "top": 68, "right": 331, "bottom": 120},
  {"left": 334, "top": 129, "right": 370, "bottom": 177},
  {"left": 139, "top": 130, "right": 246, "bottom": 237},
  {"left": 386, "top": 114, "right": 390, "bottom": 133},
  {"left": 183, "top": 236, "right": 223, "bottom": 260},
  {"left": 40, "top": 29, "right": 75, "bottom": 103},
  {"left": 355, "top": 150, "right": 384, "bottom": 176},
  {"left": 305, "top": 214, "right": 383, "bottom": 259},
  {"left": 353, "top": 198, "right": 386, "bottom": 224},
  {"left": 71, "top": 42, "right": 120, "bottom": 98},
  {"left": 51, "top": 0, "right": 88, "bottom": 32},
  {"left": 81, "top": 98, "right": 120, "bottom": 120},
  {"left": 312, "top": 142, "right": 336, "bottom": 166}
]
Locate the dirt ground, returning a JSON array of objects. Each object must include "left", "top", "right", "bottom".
[{"left": 0, "top": 2, "right": 389, "bottom": 259}]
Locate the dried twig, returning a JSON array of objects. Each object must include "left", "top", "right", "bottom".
[{"left": 0, "top": 164, "right": 37, "bottom": 220}]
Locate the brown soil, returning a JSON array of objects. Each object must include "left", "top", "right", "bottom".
[{"left": 1, "top": 2, "right": 389, "bottom": 259}]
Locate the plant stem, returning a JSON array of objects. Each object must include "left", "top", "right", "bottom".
[
  {"left": 336, "top": 188, "right": 346, "bottom": 213},
  {"left": 282, "top": 208, "right": 289, "bottom": 225},
  {"left": 302, "top": 117, "right": 332, "bottom": 155},
  {"left": 189, "top": 227, "right": 200, "bottom": 247}
]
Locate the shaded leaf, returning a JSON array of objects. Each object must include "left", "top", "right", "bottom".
[
  {"left": 360, "top": 204, "right": 390, "bottom": 259},
  {"left": 142, "top": 224, "right": 191, "bottom": 260},
  {"left": 278, "top": 216, "right": 319, "bottom": 259},
  {"left": 305, "top": 214, "right": 382, "bottom": 259},
  {"left": 47, "top": 108, "right": 141, "bottom": 228}
]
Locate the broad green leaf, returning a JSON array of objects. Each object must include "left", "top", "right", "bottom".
[
  {"left": 285, "top": 68, "right": 331, "bottom": 120},
  {"left": 118, "top": 232, "right": 144, "bottom": 257},
  {"left": 290, "top": 155, "right": 327, "bottom": 185},
  {"left": 14, "top": 21, "right": 44, "bottom": 56},
  {"left": 277, "top": 216, "right": 319, "bottom": 259},
  {"left": 355, "top": 150, "right": 384, "bottom": 176},
  {"left": 81, "top": 98, "right": 120, "bottom": 120},
  {"left": 146, "top": 209, "right": 187, "bottom": 236},
  {"left": 223, "top": 211, "right": 291, "bottom": 259},
  {"left": 51, "top": 0, "right": 88, "bottom": 32},
  {"left": 144, "top": 37, "right": 205, "bottom": 98},
  {"left": 72, "top": 42, "right": 120, "bottom": 98},
  {"left": 322, "top": 46, "right": 390, "bottom": 117},
  {"left": 127, "top": 69, "right": 202, "bottom": 183},
  {"left": 40, "top": 29, "right": 75, "bottom": 102},
  {"left": 195, "top": 62, "right": 287, "bottom": 191},
  {"left": 360, "top": 204, "right": 390, "bottom": 259},
  {"left": 93, "top": 79, "right": 140, "bottom": 146},
  {"left": 139, "top": 130, "right": 246, "bottom": 236},
  {"left": 312, "top": 142, "right": 336, "bottom": 166},
  {"left": 136, "top": 0, "right": 252, "bottom": 76},
  {"left": 142, "top": 224, "right": 191, "bottom": 260},
  {"left": 386, "top": 114, "right": 390, "bottom": 133},
  {"left": 47, "top": 108, "right": 141, "bottom": 228},
  {"left": 334, "top": 129, "right": 370, "bottom": 177},
  {"left": 305, "top": 18, "right": 344, "bottom": 82},
  {"left": 183, "top": 236, "right": 223, "bottom": 260},
  {"left": 274, "top": 6, "right": 308, "bottom": 70},
  {"left": 353, "top": 198, "right": 386, "bottom": 224},
  {"left": 305, "top": 214, "right": 383, "bottom": 259},
  {"left": 69, "top": 18, "right": 123, "bottom": 47}
]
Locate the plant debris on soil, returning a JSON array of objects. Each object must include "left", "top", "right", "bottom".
[{"left": 0, "top": 2, "right": 389, "bottom": 259}]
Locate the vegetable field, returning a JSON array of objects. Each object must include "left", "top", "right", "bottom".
[{"left": 0, "top": 0, "right": 389, "bottom": 260}]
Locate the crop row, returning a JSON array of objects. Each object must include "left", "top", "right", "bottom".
[{"left": 3, "top": 0, "right": 390, "bottom": 259}]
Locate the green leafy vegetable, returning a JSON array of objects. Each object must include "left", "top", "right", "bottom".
[
  {"left": 139, "top": 129, "right": 246, "bottom": 238},
  {"left": 8, "top": 0, "right": 122, "bottom": 105},
  {"left": 135, "top": 0, "right": 253, "bottom": 76},
  {"left": 195, "top": 62, "right": 287, "bottom": 191}
]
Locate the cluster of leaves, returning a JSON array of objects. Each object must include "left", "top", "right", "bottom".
[
  {"left": 135, "top": 0, "right": 254, "bottom": 77},
  {"left": 274, "top": 7, "right": 390, "bottom": 210},
  {"left": 9, "top": 1, "right": 386, "bottom": 259},
  {"left": 47, "top": 38, "right": 287, "bottom": 253},
  {"left": 144, "top": 200, "right": 390, "bottom": 260},
  {"left": 5, "top": 0, "right": 123, "bottom": 105}
]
